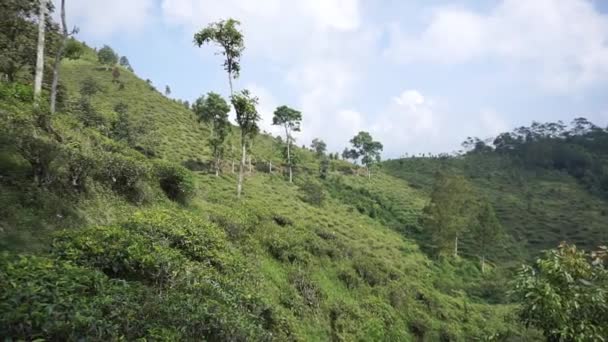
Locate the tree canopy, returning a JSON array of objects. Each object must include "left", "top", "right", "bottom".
[
  {"left": 97, "top": 45, "right": 118, "bottom": 66},
  {"left": 193, "top": 18, "right": 244, "bottom": 94}
]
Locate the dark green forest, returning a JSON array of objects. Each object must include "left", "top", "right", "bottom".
[{"left": 1, "top": 1, "right": 607, "bottom": 341}]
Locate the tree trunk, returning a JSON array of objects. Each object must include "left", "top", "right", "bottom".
[
  {"left": 50, "top": 0, "right": 67, "bottom": 114},
  {"left": 232, "top": 159, "right": 235, "bottom": 173},
  {"left": 215, "top": 158, "right": 220, "bottom": 177},
  {"left": 454, "top": 236, "right": 459, "bottom": 258},
  {"left": 269, "top": 160, "right": 272, "bottom": 173},
  {"left": 34, "top": 0, "right": 47, "bottom": 101},
  {"left": 367, "top": 166, "right": 371, "bottom": 179},
  {"left": 248, "top": 155, "right": 252, "bottom": 173},
  {"left": 237, "top": 137, "right": 246, "bottom": 198},
  {"left": 285, "top": 125, "right": 292, "bottom": 183},
  {"left": 481, "top": 255, "right": 486, "bottom": 273},
  {"left": 227, "top": 66, "right": 234, "bottom": 97}
]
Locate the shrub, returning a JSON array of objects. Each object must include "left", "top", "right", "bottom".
[
  {"left": 0, "top": 253, "right": 273, "bottom": 341},
  {"left": 52, "top": 225, "right": 186, "bottom": 286},
  {"left": 353, "top": 257, "right": 389, "bottom": 286},
  {"left": 97, "top": 152, "right": 152, "bottom": 203},
  {"left": 154, "top": 160, "right": 196, "bottom": 204},
  {"left": 0, "top": 254, "right": 143, "bottom": 341},
  {"left": 289, "top": 269, "right": 324, "bottom": 309},
  {"left": 299, "top": 180, "right": 326, "bottom": 206},
  {"left": 122, "top": 209, "right": 232, "bottom": 271},
  {"left": 0, "top": 82, "right": 33, "bottom": 102}
]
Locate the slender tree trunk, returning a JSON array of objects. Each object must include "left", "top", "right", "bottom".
[
  {"left": 227, "top": 67, "right": 234, "bottom": 97},
  {"left": 237, "top": 136, "right": 246, "bottom": 198},
  {"left": 285, "top": 125, "right": 292, "bottom": 183},
  {"left": 50, "top": 0, "right": 67, "bottom": 114},
  {"left": 367, "top": 166, "right": 371, "bottom": 179},
  {"left": 269, "top": 160, "right": 272, "bottom": 173},
  {"left": 232, "top": 159, "right": 235, "bottom": 173},
  {"left": 454, "top": 236, "right": 459, "bottom": 258},
  {"left": 481, "top": 255, "right": 486, "bottom": 273},
  {"left": 248, "top": 155, "right": 252, "bottom": 173},
  {"left": 34, "top": 0, "right": 47, "bottom": 101},
  {"left": 215, "top": 157, "right": 220, "bottom": 177}
]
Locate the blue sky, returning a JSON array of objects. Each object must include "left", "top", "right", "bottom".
[{"left": 60, "top": 0, "right": 608, "bottom": 157}]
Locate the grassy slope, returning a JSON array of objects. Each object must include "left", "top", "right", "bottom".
[
  {"left": 0, "top": 49, "right": 546, "bottom": 340},
  {"left": 383, "top": 154, "right": 608, "bottom": 260}
]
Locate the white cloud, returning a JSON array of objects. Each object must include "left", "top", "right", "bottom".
[
  {"left": 161, "top": 0, "right": 371, "bottom": 153},
  {"left": 60, "top": 0, "right": 155, "bottom": 37},
  {"left": 385, "top": 0, "right": 608, "bottom": 91}
]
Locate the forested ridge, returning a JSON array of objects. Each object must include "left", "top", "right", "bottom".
[{"left": 1, "top": 1, "right": 607, "bottom": 341}]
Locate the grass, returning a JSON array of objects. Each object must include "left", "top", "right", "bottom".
[{"left": 0, "top": 45, "right": 559, "bottom": 340}]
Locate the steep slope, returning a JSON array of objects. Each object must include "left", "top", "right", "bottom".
[
  {"left": 384, "top": 153, "right": 608, "bottom": 260},
  {"left": 0, "top": 47, "right": 541, "bottom": 340}
]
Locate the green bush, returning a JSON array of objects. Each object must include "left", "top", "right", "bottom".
[
  {"left": 0, "top": 253, "right": 273, "bottom": 341},
  {"left": 52, "top": 225, "right": 185, "bottom": 286},
  {"left": 97, "top": 152, "right": 152, "bottom": 203},
  {"left": 154, "top": 160, "right": 196, "bottom": 204},
  {"left": 0, "top": 254, "right": 144, "bottom": 341},
  {"left": 0, "top": 82, "right": 33, "bottom": 102},
  {"left": 299, "top": 180, "right": 326, "bottom": 206},
  {"left": 122, "top": 209, "right": 232, "bottom": 271},
  {"left": 289, "top": 268, "right": 324, "bottom": 309}
]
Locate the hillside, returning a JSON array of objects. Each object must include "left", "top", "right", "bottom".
[
  {"left": 383, "top": 144, "right": 608, "bottom": 261},
  {"left": 0, "top": 41, "right": 555, "bottom": 340}
]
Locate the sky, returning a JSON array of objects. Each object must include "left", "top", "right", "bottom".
[{"left": 58, "top": 0, "right": 608, "bottom": 158}]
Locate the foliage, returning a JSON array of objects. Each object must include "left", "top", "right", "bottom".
[
  {"left": 273, "top": 105, "right": 302, "bottom": 182},
  {"left": 232, "top": 90, "right": 260, "bottom": 140},
  {"left": 300, "top": 180, "right": 326, "bottom": 206},
  {"left": 96, "top": 152, "right": 152, "bottom": 203},
  {"left": 193, "top": 92, "right": 231, "bottom": 175},
  {"left": 311, "top": 138, "right": 327, "bottom": 158},
  {"left": 79, "top": 76, "right": 101, "bottom": 97},
  {"left": 470, "top": 201, "right": 503, "bottom": 272},
  {"left": 349, "top": 131, "right": 383, "bottom": 177},
  {"left": 63, "top": 38, "right": 84, "bottom": 60},
  {"left": 0, "top": 0, "right": 57, "bottom": 82},
  {"left": 193, "top": 18, "right": 244, "bottom": 91},
  {"left": 513, "top": 243, "right": 608, "bottom": 341},
  {"left": 421, "top": 172, "right": 476, "bottom": 257},
  {"left": 154, "top": 160, "right": 196, "bottom": 204},
  {"left": 97, "top": 44, "right": 118, "bottom": 67}
]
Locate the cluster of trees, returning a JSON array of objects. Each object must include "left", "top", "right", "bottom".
[
  {"left": 463, "top": 118, "right": 608, "bottom": 196},
  {"left": 1, "top": 0, "right": 85, "bottom": 113},
  {"left": 421, "top": 172, "right": 503, "bottom": 272},
  {"left": 193, "top": 18, "right": 384, "bottom": 197}
]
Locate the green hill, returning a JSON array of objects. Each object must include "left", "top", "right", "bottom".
[{"left": 0, "top": 37, "right": 601, "bottom": 341}]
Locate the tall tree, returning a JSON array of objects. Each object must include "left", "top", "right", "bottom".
[
  {"left": 50, "top": 0, "right": 78, "bottom": 113},
  {"left": 33, "top": 0, "right": 48, "bottom": 101},
  {"left": 232, "top": 90, "right": 260, "bottom": 198},
  {"left": 470, "top": 201, "right": 502, "bottom": 273},
  {"left": 422, "top": 173, "right": 475, "bottom": 257},
  {"left": 349, "top": 131, "right": 383, "bottom": 179},
  {"left": 272, "top": 105, "right": 302, "bottom": 183},
  {"left": 311, "top": 138, "right": 327, "bottom": 158},
  {"left": 193, "top": 92, "right": 231, "bottom": 177},
  {"left": 193, "top": 18, "right": 244, "bottom": 96},
  {"left": 165, "top": 85, "right": 171, "bottom": 97}
]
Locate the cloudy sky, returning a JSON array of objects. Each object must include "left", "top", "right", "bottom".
[{"left": 59, "top": 0, "right": 608, "bottom": 157}]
